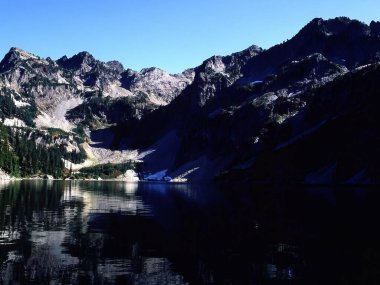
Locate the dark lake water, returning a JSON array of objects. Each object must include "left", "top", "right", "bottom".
[{"left": 0, "top": 180, "right": 379, "bottom": 285}]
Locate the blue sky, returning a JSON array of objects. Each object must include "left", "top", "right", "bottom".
[{"left": 1, "top": 0, "right": 379, "bottom": 73}]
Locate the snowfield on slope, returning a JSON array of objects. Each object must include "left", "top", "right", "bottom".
[
  {"left": 0, "top": 169, "right": 12, "bottom": 180},
  {"left": 3, "top": 117, "right": 27, "bottom": 127}
]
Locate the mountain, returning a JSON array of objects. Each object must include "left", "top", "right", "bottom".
[
  {"left": 120, "top": 17, "right": 380, "bottom": 182},
  {"left": 1, "top": 16, "right": 380, "bottom": 183},
  {"left": 0, "top": 47, "right": 195, "bottom": 177},
  {"left": 241, "top": 17, "right": 380, "bottom": 82},
  {"left": 121, "top": 67, "right": 195, "bottom": 105},
  {"left": 0, "top": 48, "right": 194, "bottom": 131},
  {"left": 236, "top": 63, "right": 380, "bottom": 184}
]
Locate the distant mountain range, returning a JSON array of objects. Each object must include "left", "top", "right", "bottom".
[{"left": 1, "top": 16, "right": 380, "bottom": 183}]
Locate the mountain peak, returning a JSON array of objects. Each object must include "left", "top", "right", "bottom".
[
  {"left": 76, "top": 51, "right": 94, "bottom": 60},
  {"left": 370, "top": 21, "right": 380, "bottom": 36},
  {"left": 57, "top": 51, "right": 96, "bottom": 70},
  {"left": 298, "top": 17, "right": 369, "bottom": 37},
  {"left": 140, "top": 67, "right": 165, "bottom": 74},
  {"left": 105, "top": 60, "right": 125, "bottom": 73},
  {"left": 8, "top": 47, "right": 39, "bottom": 60},
  {"left": 242, "top": 44, "right": 262, "bottom": 54},
  {"left": 230, "top": 44, "right": 263, "bottom": 60},
  {"left": 0, "top": 47, "right": 40, "bottom": 72}
]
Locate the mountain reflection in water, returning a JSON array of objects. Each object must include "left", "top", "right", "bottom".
[{"left": 0, "top": 180, "right": 379, "bottom": 284}]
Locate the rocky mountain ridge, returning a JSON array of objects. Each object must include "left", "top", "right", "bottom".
[
  {"left": 0, "top": 47, "right": 194, "bottom": 131},
  {"left": 119, "top": 17, "right": 380, "bottom": 183},
  {"left": 1, "top": 17, "right": 380, "bottom": 183}
]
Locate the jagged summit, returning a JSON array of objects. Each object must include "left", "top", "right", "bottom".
[
  {"left": 121, "top": 66, "right": 195, "bottom": 105},
  {"left": 7, "top": 47, "right": 39, "bottom": 60},
  {"left": 105, "top": 60, "right": 125, "bottom": 73},
  {"left": 370, "top": 20, "right": 380, "bottom": 36},
  {"left": 232, "top": 44, "right": 263, "bottom": 57},
  {"left": 139, "top": 67, "right": 165, "bottom": 74},
  {"left": 239, "top": 17, "right": 380, "bottom": 83},
  {"left": 56, "top": 51, "right": 97, "bottom": 70},
  {"left": 57, "top": 52, "right": 126, "bottom": 75},
  {"left": 0, "top": 44, "right": 197, "bottom": 131},
  {"left": 308, "top": 17, "right": 368, "bottom": 37},
  {"left": 0, "top": 47, "right": 40, "bottom": 72},
  {"left": 200, "top": 44, "right": 262, "bottom": 68}
]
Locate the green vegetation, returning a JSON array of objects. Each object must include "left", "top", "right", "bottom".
[
  {"left": 41, "top": 128, "right": 87, "bottom": 164},
  {"left": 66, "top": 96, "right": 157, "bottom": 128},
  {"left": 61, "top": 145, "right": 87, "bottom": 164},
  {"left": 46, "top": 127, "right": 85, "bottom": 146},
  {"left": 72, "top": 126, "right": 86, "bottom": 142},
  {"left": 22, "top": 74, "right": 65, "bottom": 88},
  {"left": 72, "top": 161, "right": 137, "bottom": 179},
  {"left": 0, "top": 124, "right": 20, "bottom": 176},
  {"left": 0, "top": 124, "right": 64, "bottom": 177},
  {"left": 0, "top": 123, "right": 88, "bottom": 178},
  {"left": 0, "top": 87, "right": 37, "bottom": 127}
]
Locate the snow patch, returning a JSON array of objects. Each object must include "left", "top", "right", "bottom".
[
  {"left": 117, "top": 169, "right": 139, "bottom": 182},
  {"left": 0, "top": 169, "right": 11, "bottom": 180},
  {"left": 354, "top": 64, "right": 372, "bottom": 72},
  {"left": 10, "top": 93, "right": 30, "bottom": 107},
  {"left": 169, "top": 155, "right": 227, "bottom": 182},
  {"left": 3, "top": 117, "right": 26, "bottom": 127},
  {"left": 63, "top": 158, "right": 94, "bottom": 171},
  {"left": 287, "top": 91, "right": 302, "bottom": 98},
  {"left": 145, "top": 170, "right": 168, "bottom": 181},
  {"left": 56, "top": 73, "right": 69, "bottom": 84},
  {"left": 171, "top": 167, "right": 200, "bottom": 183},
  {"left": 65, "top": 140, "right": 79, "bottom": 153},
  {"left": 136, "top": 149, "right": 156, "bottom": 160}
]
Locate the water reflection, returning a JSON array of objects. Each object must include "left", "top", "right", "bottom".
[
  {"left": 123, "top": 182, "right": 138, "bottom": 194},
  {"left": 0, "top": 182, "right": 379, "bottom": 284},
  {"left": 0, "top": 181, "right": 190, "bottom": 284},
  {"left": 0, "top": 181, "right": 10, "bottom": 192}
]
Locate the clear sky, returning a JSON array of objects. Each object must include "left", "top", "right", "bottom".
[{"left": 1, "top": 0, "right": 379, "bottom": 73}]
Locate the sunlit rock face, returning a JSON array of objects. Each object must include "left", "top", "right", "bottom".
[
  {"left": 121, "top": 67, "right": 195, "bottom": 106},
  {"left": 0, "top": 47, "right": 195, "bottom": 130},
  {"left": 187, "top": 45, "right": 262, "bottom": 108}
]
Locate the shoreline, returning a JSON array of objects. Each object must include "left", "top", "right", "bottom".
[{"left": 3, "top": 177, "right": 188, "bottom": 184}]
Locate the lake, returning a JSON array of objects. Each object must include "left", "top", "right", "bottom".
[{"left": 0, "top": 180, "right": 379, "bottom": 284}]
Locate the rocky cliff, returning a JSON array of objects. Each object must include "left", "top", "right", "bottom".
[
  {"left": 121, "top": 17, "right": 380, "bottom": 183},
  {"left": 0, "top": 48, "right": 194, "bottom": 131},
  {"left": 1, "top": 17, "right": 380, "bottom": 183}
]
